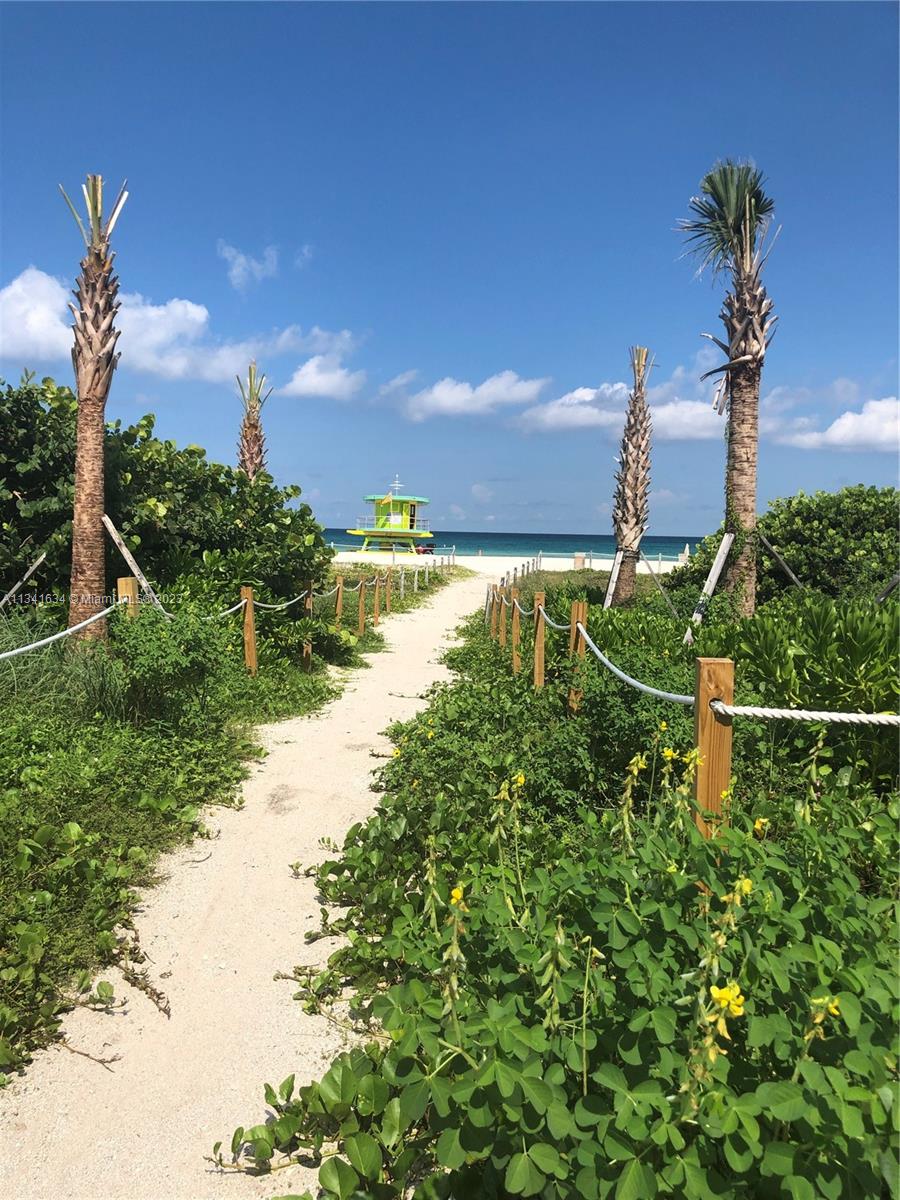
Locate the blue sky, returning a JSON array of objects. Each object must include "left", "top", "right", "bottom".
[{"left": 1, "top": 1, "right": 897, "bottom": 535}]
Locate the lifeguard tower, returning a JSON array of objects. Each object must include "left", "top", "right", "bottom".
[{"left": 346, "top": 476, "right": 433, "bottom": 555}]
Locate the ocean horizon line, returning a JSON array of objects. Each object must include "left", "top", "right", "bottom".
[{"left": 323, "top": 527, "right": 704, "bottom": 559}]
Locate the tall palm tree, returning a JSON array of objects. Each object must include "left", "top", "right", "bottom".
[
  {"left": 611, "top": 346, "right": 654, "bottom": 605},
  {"left": 60, "top": 175, "right": 128, "bottom": 636},
  {"left": 236, "top": 361, "right": 272, "bottom": 482},
  {"left": 680, "top": 160, "right": 777, "bottom": 616}
]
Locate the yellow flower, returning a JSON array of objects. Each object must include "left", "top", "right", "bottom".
[
  {"left": 659, "top": 721, "right": 668, "bottom": 732},
  {"left": 812, "top": 995, "right": 841, "bottom": 1019},
  {"left": 721, "top": 877, "right": 752, "bottom": 906},
  {"left": 427, "top": 731, "right": 434, "bottom": 739},
  {"left": 753, "top": 817, "right": 770, "bottom": 836},
  {"left": 710, "top": 982, "right": 746, "bottom": 1018},
  {"left": 666, "top": 862, "right": 677, "bottom": 874},
  {"left": 450, "top": 885, "right": 469, "bottom": 912},
  {"left": 628, "top": 753, "right": 648, "bottom": 777},
  {"left": 515, "top": 772, "right": 526, "bottom": 787},
  {"left": 662, "top": 747, "right": 677, "bottom": 761},
  {"left": 392, "top": 748, "right": 402, "bottom": 758},
  {"left": 411, "top": 779, "right": 419, "bottom": 789}
]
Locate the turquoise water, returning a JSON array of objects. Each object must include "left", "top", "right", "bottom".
[{"left": 324, "top": 529, "right": 702, "bottom": 560}]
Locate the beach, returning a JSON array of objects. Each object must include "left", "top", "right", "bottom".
[{"left": 332, "top": 549, "right": 682, "bottom": 576}]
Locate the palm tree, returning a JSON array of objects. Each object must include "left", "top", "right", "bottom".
[
  {"left": 236, "top": 361, "right": 272, "bottom": 482},
  {"left": 60, "top": 175, "right": 128, "bottom": 636},
  {"left": 680, "top": 159, "right": 777, "bottom": 616},
  {"left": 611, "top": 347, "right": 653, "bottom": 605}
]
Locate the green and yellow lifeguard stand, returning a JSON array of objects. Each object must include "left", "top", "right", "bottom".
[{"left": 346, "top": 476, "right": 433, "bottom": 555}]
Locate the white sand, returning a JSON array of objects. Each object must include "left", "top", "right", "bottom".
[
  {"left": 332, "top": 551, "right": 681, "bottom": 576},
  {"left": 0, "top": 572, "right": 489, "bottom": 1200}
]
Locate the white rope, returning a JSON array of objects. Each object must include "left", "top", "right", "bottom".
[
  {"left": 314, "top": 585, "right": 341, "bottom": 600},
  {"left": 710, "top": 699, "right": 900, "bottom": 726},
  {"left": 577, "top": 622, "right": 694, "bottom": 705},
  {"left": 537, "top": 605, "right": 571, "bottom": 632},
  {"left": 202, "top": 598, "right": 247, "bottom": 620},
  {"left": 513, "top": 598, "right": 535, "bottom": 617},
  {"left": 344, "top": 580, "right": 364, "bottom": 592},
  {"left": 255, "top": 591, "right": 310, "bottom": 611},
  {"left": 0, "top": 601, "right": 122, "bottom": 661}
]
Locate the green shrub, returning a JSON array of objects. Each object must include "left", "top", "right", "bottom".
[
  {"left": 667, "top": 486, "right": 899, "bottom": 608},
  {"left": 0, "top": 374, "right": 333, "bottom": 598}
]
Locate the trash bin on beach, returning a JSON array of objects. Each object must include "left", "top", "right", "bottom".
[{"left": 574, "top": 552, "right": 585, "bottom": 570}]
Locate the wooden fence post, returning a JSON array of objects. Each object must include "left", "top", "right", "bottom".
[
  {"left": 499, "top": 587, "right": 508, "bottom": 648},
  {"left": 373, "top": 576, "right": 382, "bottom": 626},
  {"left": 693, "top": 657, "right": 734, "bottom": 838},
  {"left": 302, "top": 584, "right": 314, "bottom": 672},
  {"left": 568, "top": 601, "right": 587, "bottom": 713},
  {"left": 118, "top": 575, "right": 139, "bottom": 618},
  {"left": 358, "top": 581, "right": 367, "bottom": 636},
  {"left": 511, "top": 587, "right": 521, "bottom": 674},
  {"left": 400, "top": 567, "right": 405, "bottom": 600},
  {"left": 490, "top": 585, "right": 499, "bottom": 640},
  {"left": 533, "top": 590, "right": 546, "bottom": 689},
  {"left": 568, "top": 599, "right": 579, "bottom": 656},
  {"left": 414, "top": 568, "right": 419, "bottom": 593},
  {"left": 335, "top": 575, "right": 344, "bottom": 629},
  {"left": 385, "top": 569, "right": 393, "bottom": 613},
  {"left": 240, "top": 585, "right": 257, "bottom": 676}
]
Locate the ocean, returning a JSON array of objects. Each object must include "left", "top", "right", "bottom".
[{"left": 324, "top": 529, "right": 703, "bottom": 561}]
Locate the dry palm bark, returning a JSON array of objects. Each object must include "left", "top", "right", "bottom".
[
  {"left": 611, "top": 347, "right": 653, "bottom": 605},
  {"left": 236, "top": 362, "right": 272, "bottom": 481},
  {"left": 61, "top": 175, "right": 128, "bottom": 636},
  {"left": 681, "top": 160, "right": 777, "bottom": 616}
]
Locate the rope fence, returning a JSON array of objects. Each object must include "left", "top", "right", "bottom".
[
  {"left": 0, "top": 557, "right": 457, "bottom": 676},
  {"left": 0, "top": 600, "right": 124, "bottom": 661},
  {"left": 485, "top": 578, "right": 900, "bottom": 839}
]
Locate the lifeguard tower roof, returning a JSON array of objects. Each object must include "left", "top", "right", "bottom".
[{"left": 363, "top": 493, "right": 429, "bottom": 504}]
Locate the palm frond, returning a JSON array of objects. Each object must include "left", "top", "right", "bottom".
[{"left": 679, "top": 159, "right": 774, "bottom": 276}]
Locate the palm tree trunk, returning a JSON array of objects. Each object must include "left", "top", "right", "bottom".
[
  {"left": 68, "top": 396, "right": 108, "bottom": 636},
  {"left": 724, "top": 362, "right": 759, "bottom": 615},
  {"left": 612, "top": 548, "right": 639, "bottom": 605}
]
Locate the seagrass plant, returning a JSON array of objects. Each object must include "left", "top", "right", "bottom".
[
  {"left": 680, "top": 160, "right": 777, "bottom": 616},
  {"left": 60, "top": 174, "right": 128, "bottom": 637},
  {"left": 611, "top": 346, "right": 654, "bottom": 606},
  {"left": 236, "top": 361, "right": 272, "bottom": 482}
]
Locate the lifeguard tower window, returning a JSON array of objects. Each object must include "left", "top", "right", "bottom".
[{"left": 409, "top": 503, "right": 417, "bottom": 528}]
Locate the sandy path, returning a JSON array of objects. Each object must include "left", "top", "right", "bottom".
[{"left": 0, "top": 573, "right": 489, "bottom": 1200}]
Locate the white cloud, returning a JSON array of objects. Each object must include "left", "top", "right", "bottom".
[
  {"left": 217, "top": 240, "right": 278, "bottom": 290},
  {"left": 0, "top": 266, "right": 71, "bottom": 360},
  {"left": 294, "top": 244, "right": 314, "bottom": 270},
  {"left": 449, "top": 504, "right": 466, "bottom": 520},
  {"left": 280, "top": 354, "right": 366, "bottom": 400},
  {"left": 651, "top": 400, "right": 722, "bottom": 441},
  {"left": 471, "top": 483, "right": 493, "bottom": 503},
  {"left": 519, "top": 383, "right": 628, "bottom": 432},
  {"left": 0, "top": 267, "right": 354, "bottom": 384},
  {"left": 407, "top": 370, "right": 549, "bottom": 421},
  {"left": 379, "top": 369, "right": 419, "bottom": 396},
  {"left": 520, "top": 350, "right": 726, "bottom": 439},
  {"left": 776, "top": 397, "right": 899, "bottom": 452}
]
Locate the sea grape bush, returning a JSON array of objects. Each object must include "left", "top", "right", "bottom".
[
  {"left": 219, "top": 580, "right": 899, "bottom": 1198},
  {"left": 667, "top": 485, "right": 899, "bottom": 607},
  {"left": 0, "top": 374, "right": 333, "bottom": 599}
]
